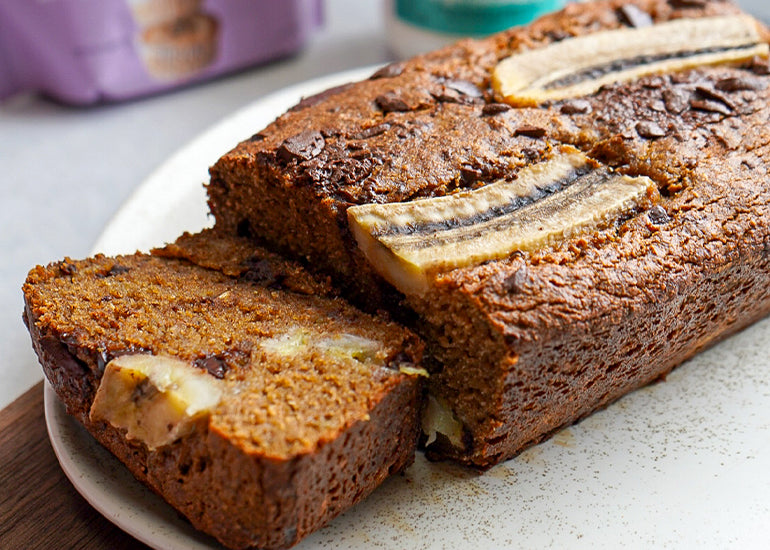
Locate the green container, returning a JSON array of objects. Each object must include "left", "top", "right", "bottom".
[{"left": 395, "top": 0, "right": 566, "bottom": 36}]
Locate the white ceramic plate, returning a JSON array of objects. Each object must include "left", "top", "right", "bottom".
[{"left": 46, "top": 67, "right": 770, "bottom": 550}]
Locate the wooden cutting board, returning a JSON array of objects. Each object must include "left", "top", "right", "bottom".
[{"left": 0, "top": 382, "right": 150, "bottom": 549}]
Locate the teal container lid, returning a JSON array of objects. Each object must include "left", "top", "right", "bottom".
[{"left": 395, "top": 0, "right": 566, "bottom": 36}]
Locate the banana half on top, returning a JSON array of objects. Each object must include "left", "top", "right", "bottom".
[
  {"left": 348, "top": 147, "right": 659, "bottom": 296},
  {"left": 492, "top": 14, "right": 769, "bottom": 106}
]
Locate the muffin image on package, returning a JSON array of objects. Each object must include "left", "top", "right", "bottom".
[
  {"left": 137, "top": 13, "right": 220, "bottom": 79},
  {"left": 128, "top": 0, "right": 202, "bottom": 28},
  {"left": 127, "top": 0, "right": 219, "bottom": 80}
]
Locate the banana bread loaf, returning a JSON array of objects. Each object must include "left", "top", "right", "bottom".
[
  {"left": 207, "top": 0, "right": 770, "bottom": 467},
  {"left": 23, "top": 229, "right": 424, "bottom": 549}
]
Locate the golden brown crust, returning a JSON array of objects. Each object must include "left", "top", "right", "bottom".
[{"left": 206, "top": 0, "right": 770, "bottom": 468}]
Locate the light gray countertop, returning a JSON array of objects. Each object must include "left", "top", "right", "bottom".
[{"left": 2, "top": 0, "right": 768, "bottom": 410}]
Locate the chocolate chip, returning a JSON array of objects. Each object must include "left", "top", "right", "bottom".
[
  {"left": 277, "top": 130, "right": 325, "bottom": 162},
  {"left": 349, "top": 123, "right": 390, "bottom": 140},
  {"left": 503, "top": 267, "right": 529, "bottom": 294},
  {"left": 514, "top": 125, "right": 546, "bottom": 139},
  {"left": 195, "top": 356, "right": 228, "bottom": 379},
  {"left": 647, "top": 205, "right": 670, "bottom": 226},
  {"left": 96, "top": 350, "right": 110, "bottom": 372},
  {"left": 695, "top": 86, "right": 734, "bottom": 109},
  {"left": 690, "top": 98, "right": 732, "bottom": 116},
  {"left": 375, "top": 93, "right": 410, "bottom": 113},
  {"left": 635, "top": 121, "right": 667, "bottom": 139},
  {"left": 748, "top": 56, "right": 770, "bottom": 75},
  {"left": 663, "top": 88, "right": 689, "bottom": 114},
  {"left": 459, "top": 166, "right": 483, "bottom": 185},
  {"left": 444, "top": 79, "right": 483, "bottom": 97},
  {"left": 618, "top": 4, "right": 653, "bottom": 28},
  {"left": 715, "top": 76, "right": 766, "bottom": 92},
  {"left": 545, "top": 29, "right": 570, "bottom": 42},
  {"left": 559, "top": 99, "right": 592, "bottom": 114},
  {"left": 668, "top": 0, "right": 707, "bottom": 7},
  {"left": 370, "top": 62, "right": 405, "bottom": 80},
  {"left": 58, "top": 260, "right": 78, "bottom": 276},
  {"left": 97, "top": 264, "right": 130, "bottom": 278},
  {"left": 481, "top": 103, "right": 511, "bottom": 116},
  {"left": 241, "top": 257, "right": 286, "bottom": 289},
  {"left": 247, "top": 133, "right": 265, "bottom": 142}
]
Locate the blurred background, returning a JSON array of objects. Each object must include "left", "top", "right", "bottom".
[{"left": 1, "top": 0, "right": 767, "bottom": 410}]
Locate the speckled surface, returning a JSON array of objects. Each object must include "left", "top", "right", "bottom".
[
  {"left": 44, "top": 68, "right": 770, "bottom": 549},
  {"left": 48, "top": 315, "right": 770, "bottom": 548}
]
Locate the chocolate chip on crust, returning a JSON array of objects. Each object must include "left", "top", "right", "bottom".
[
  {"left": 444, "top": 79, "right": 483, "bottom": 97},
  {"left": 618, "top": 4, "right": 653, "bottom": 28},
  {"left": 715, "top": 76, "right": 766, "bottom": 92},
  {"left": 647, "top": 205, "right": 671, "bottom": 225},
  {"left": 514, "top": 125, "right": 547, "bottom": 138},
  {"left": 481, "top": 103, "right": 512, "bottom": 116},
  {"left": 375, "top": 93, "right": 411, "bottom": 113},
  {"left": 277, "top": 130, "right": 325, "bottom": 162},
  {"left": 635, "top": 121, "right": 667, "bottom": 139},
  {"left": 690, "top": 98, "right": 732, "bottom": 116},
  {"left": 559, "top": 99, "right": 592, "bottom": 114},
  {"left": 663, "top": 88, "right": 689, "bottom": 114},
  {"left": 370, "top": 62, "right": 405, "bottom": 80},
  {"left": 195, "top": 356, "right": 228, "bottom": 379}
]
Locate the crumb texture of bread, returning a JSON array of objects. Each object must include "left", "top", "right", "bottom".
[{"left": 23, "top": 231, "right": 423, "bottom": 549}]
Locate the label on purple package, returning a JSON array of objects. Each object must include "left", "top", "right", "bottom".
[{"left": 0, "top": 0, "right": 322, "bottom": 104}]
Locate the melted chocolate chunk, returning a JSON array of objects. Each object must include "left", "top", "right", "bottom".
[
  {"left": 669, "top": 0, "right": 708, "bottom": 6},
  {"left": 370, "top": 62, "right": 405, "bottom": 80},
  {"left": 663, "top": 87, "right": 689, "bottom": 114},
  {"left": 241, "top": 257, "right": 286, "bottom": 289},
  {"left": 695, "top": 86, "right": 734, "bottom": 110},
  {"left": 195, "top": 356, "right": 228, "bottom": 379},
  {"left": 559, "top": 99, "right": 592, "bottom": 114},
  {"left": 618, "top": 4, "right": 653, "bottom": 28},
  {"left": 647, "top": 205, "right": 671, "bottom": 225},
  {"left": 635, "top": 121, "right": 667, "bottom": 139},
  {"left": 503, "top": 267, "right": 529, "bottom": 294},
  {"left": 58, "top": 261, "right": 78, "bottom": 276},
  {"left": 375, "top": 93, "right": 411, "bottom": 113},
  {"left": 481, "top": 103, "right": 512, "bottom": 116},
  {"left": 444, "top": 79, "right": 483, "bottom": 97},
  {"left": 715, "top": 76, "right": 766, "bottom": 92},
  {"left": 690, "top": 98, "right": 732, "bottom": 116},
  {"left": 97, "top": 264, "right": 130, "bottom": 278},
  {"left": 514, "top": 125, "right": 547, "bottom": 139},
  {"left": 349, "top": 123, "right": 390, "bottom": 140},
  {"left": 277, "top": 130, "right": 325, "bottom": 162},
  {"left": 247, "top": 133, "right": 265, "bottom": 142},
  {"left": 748, "top": 56, "right": 770, "bottom": 75}
]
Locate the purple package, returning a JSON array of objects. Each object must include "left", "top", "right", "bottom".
[{"left": 0, "top": 0, "right": 322, "bottom": 105}]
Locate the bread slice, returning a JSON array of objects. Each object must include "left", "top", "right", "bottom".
[
  {"left": 23, "top": 229, "right": 423, "bottom": 550},
  {"left": 206, "top": 0, "right": 770, "bottom": 467}
]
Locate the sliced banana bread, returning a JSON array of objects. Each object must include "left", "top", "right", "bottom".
[
  {"left": 206, "top": 0, "right": 770, "bottom": 467},
  {"left": 23, "top": 229, "right": 424, "bottom": 549}
]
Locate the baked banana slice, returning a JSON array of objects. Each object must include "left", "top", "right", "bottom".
[
  {"left": 348, "top": 147, "right": 658, "bottom": 295},
  {"left": 90, "top": 354, "right": 224, "bottom": 450},
  {"left": 493, "top": 15, "right": 768, "bottom": 106}
]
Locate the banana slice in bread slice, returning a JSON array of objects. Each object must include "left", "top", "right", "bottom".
[
  {"left": 493, "top": 15, "right": 768, "bottom": 105},
  {"left": 90, "top": 354, "right": 224, "bottom": 450},
  {"left": 348, "top": 147, "right": 659, "bottom": 295}
]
